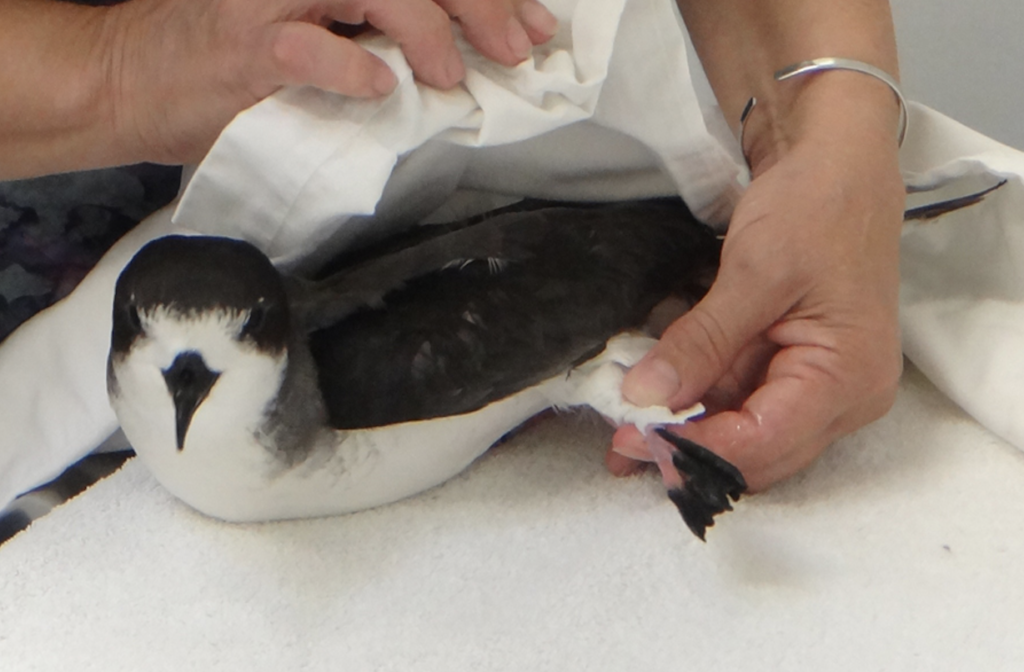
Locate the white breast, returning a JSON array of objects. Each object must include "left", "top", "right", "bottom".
[{"left": 110, "top": 308, "right": 289, "bottom": 519}]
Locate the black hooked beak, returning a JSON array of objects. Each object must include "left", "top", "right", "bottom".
[{"left": 162, "top": 351, "right": 220, "bottom": 451}]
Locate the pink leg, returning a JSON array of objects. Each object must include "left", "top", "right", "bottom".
[{"left": 644, "top": 430, "right": 685, "bottom": 491}]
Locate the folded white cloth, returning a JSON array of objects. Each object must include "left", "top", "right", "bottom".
[
  {"left": 171, "top": 0, "right": 743, "bottom": 266},
  {"left": 899, "top": 106, "right": 1024, "bottom": 450}
]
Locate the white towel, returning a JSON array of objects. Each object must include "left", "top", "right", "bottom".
[
  {"left": 2, "top": 0, "right": 1024, "bottom": 620},
  {"left": 2, "top": 362, "right": 1023, "bottom": 670}
]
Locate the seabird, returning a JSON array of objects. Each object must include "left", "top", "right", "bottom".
[{"left": 107, "top": 199, "right": 746, "bottom": 539}]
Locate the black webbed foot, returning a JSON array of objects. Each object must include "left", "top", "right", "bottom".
[{"left": 655, "top": 428, "right": 747, "bottom": 541}]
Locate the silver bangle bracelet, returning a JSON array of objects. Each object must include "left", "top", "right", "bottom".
[{"left": 738, "top": 57, "right": 909, "bottom": 169}]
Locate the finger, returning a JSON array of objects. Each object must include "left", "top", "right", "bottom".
[
  {"left": 609, "top": 425, "right": 648, "bottom": 460},
  {"left": 516, "top": 0, "right": 560, "bottom": 44},
  {"left": 328, "top": 0, "right": 465, "bottom": 89},
  {"left": 435, "top": 0, "right": 530, "bottom": 65},
  {"left": 606, "top": 425, "right": 649, "bottom": 477},
  {"left": 670, "top": 341, "right": 897, "bottom": 491},
  {"left": 434, "top": 0, "right": 557, "bottom": 66},
  {"left": 621, "top": 267, "right": 795, "bottom": 412},
  {"left": 259, "top": 22, "right": 397, "bottom": 96},
  {"left": 605, "top": 447, "right": 648, "bottom": 477},
  {"left": 669, "top": 394, "right": 831, "bottom": 492},
  {"left": 612, "top": 351, "right": 896, "bottom": 491},
  {"left": 608, "top": 338, "right": 775, "bottom": 478}
]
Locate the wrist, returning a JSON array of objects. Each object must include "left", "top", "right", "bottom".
[
  {"left": 0, "top": 0, "right": 137, "bottom": 178},
  {"left": 741, "top": 67, "right": 903, "bottom": 178}
]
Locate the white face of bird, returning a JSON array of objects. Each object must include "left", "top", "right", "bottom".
[{"left": 109, "top": 305, "right": 288, "bottom": 459}]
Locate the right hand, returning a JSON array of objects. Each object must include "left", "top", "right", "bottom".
[{"left": 102, "top": 0, "right": 557, "bottom": 164}]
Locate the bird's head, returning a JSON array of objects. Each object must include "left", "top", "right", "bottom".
[{"left": 108, "top": 235, "right": 291, "bottom": 453}]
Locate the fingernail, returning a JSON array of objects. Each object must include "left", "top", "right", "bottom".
[
  {"left": 506, "top": 17, "right": 533, "bottom": 61},
  {"left": 372, "top": 67, "right": 397, "bottom": 95},
  {"left": 623, "top": 357, "right": 681, "bottom": 407},
  {"left": 445, "top": 50, "right": 465, "bottom": 86},
  {"left": 520, "top": 1, "right": 559, "bottom": 38}
]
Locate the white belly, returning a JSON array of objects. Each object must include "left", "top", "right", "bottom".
[
  {"left": 113, "top": 333, "right": 699, "bottom": 522},
  {"left": 115, "top": 370, "right": 552, "bottom": 523}
]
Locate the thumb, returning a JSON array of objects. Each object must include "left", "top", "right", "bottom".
[{"left": 622, "top": 273, "right": 788, "bottom": 410}]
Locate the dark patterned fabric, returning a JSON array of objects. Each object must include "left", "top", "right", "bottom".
[
  {"left": 0, "top": 163, "right": 180, "bottom": 545},
  {"left": 0, "top": 164, "right": 182, "bottom": 342}
]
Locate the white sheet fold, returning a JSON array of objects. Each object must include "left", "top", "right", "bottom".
[{"left": 899, "top": 103, "right": 1024, "bottom": 450}]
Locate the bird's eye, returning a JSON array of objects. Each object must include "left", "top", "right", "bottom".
[{"left": 241, "top": 305, "right": 266, "bottom": 338}]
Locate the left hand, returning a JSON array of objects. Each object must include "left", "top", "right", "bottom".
[{"left": 606, "top": 73, "right": 906, "bottom": 491}]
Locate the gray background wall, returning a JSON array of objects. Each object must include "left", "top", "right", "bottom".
[{"left": 892, "top": 0, "right": 1024, "bottom": 150}]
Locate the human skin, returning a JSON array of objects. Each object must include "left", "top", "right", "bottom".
[
  {"left": 0, "top": 0, "right": 557, "bottom": 179},
  {"left": 610, "top": 0, "right": 906, "bottom": 491}
]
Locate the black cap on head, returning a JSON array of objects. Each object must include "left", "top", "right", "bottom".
[{"left": 111, "top": 235, "right": 290, "bottom": 355}]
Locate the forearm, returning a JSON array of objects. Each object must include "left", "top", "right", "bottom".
[
  {"left": 677, "top": 0, "right": 901, "bottom": 173},
  {"left": 0, "top": 0, "right": 134, "bottom": 179}
]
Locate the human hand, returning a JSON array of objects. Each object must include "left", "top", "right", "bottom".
[
  {"left": 433, "top": 0, "right": 560, "bottom": 65},
  {"left": 100, "top": 0, "right": 556, "bottom": 165},
  {"left": 608, "top": 74, "right": 906, "bottom": 491}
]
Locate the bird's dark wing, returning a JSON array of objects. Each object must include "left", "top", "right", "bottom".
[
  {"left": 304, "top": 199, "right": 722, "bottom": 429},
  {"left": 289, "top": 214, "right": 545, "bottom": 332}
]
